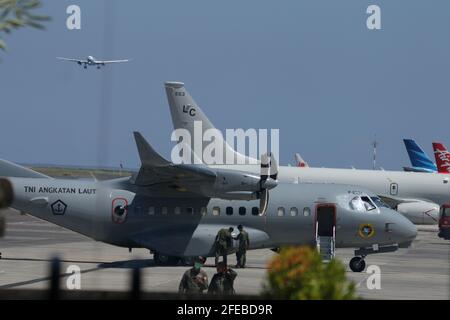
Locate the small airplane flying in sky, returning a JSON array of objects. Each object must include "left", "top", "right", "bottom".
[{"left": 57, "top": 56, "right": 130, "bottom": 69}]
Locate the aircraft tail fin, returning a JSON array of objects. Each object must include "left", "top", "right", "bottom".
[
  {"left": 133, "top": 132, "right": 170, "bottom": 167},
  {"left": 294, "top": 153, "right": 309, "bottom": 167},
  {"left": 0, "top": 159, "right": 51, "bottom": 179},
  {"left": 403, "top": 139, "right": 437, "bottom": 172},
  {"left": 164, "top": 81, "right": 255, "bottom": 165},
  {"left": 432, "top": 142, "right": 450, "bottom": 174}
]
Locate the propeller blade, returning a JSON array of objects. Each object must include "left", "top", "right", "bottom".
[
  {"left": 269, "top": 152, "right": 279, "bottom": 180},
  {"left": 260, "top": 152, "right": 270, "bottom": 181},
  {"left": 259, "top": 189, "right": 269, "bottom": 215}
]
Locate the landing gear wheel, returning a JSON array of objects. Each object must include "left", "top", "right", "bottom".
[
  {"left": 168, "top": 256, "right": 181, "bottom": 265},
  {"left": 349, "top": 257, "right": 366, "bottom": 272},
  {"left": 153, "top": 253, "right": 180, "bottom": 266},
  {"left": 153, "top": 252, "right": 170, "bottom": 266}
]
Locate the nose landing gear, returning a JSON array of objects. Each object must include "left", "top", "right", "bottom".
[
  {"left": 350, "top": 244, "right": 399, "bottom": 272},
  {"left": 349, "top": 256, "right": 366, "bottom": 272}
]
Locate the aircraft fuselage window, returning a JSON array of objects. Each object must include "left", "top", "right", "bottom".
[
  {"left": 200, "top": 207, "right": 207, "bottom": 216},
  {"left": 303, "top": 207, "right": 311, "bottom": 217},
  {"left": 161, "top": 207, "right": 168, "bottom": 215},
  {"left": 186, "top": 207, "right": 194, "bottom": 215},
  {"left": 277, "top": 207, "right": 285, "bottom": 216},
  {"left": 252, "top": 207, "right": 259, "bottom": 216},
  {"left": 226, "top": 207, "right": 233, "bottom": 215},
  {"left": 239, "top": 207, "right": 246, "bottom": 216},
  {"left": 212, "top": 207, "right": 220, "bottom": 216},
  {"left": 290, "top": 207, "right": 298, "bottom": 216},
  {"left": 174, "top": 207, "right": 181, "bottom": 215},
  {"left": 148, "top": 207, "right": 155, "bottom": 215}
]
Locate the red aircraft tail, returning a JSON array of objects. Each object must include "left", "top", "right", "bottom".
[{"left": 432, "top": 142, "right": 450, "bottom": 174}]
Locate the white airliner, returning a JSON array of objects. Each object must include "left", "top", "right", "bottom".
[{"left": 57, "top": 56, "right": 130, "bottom": 69}]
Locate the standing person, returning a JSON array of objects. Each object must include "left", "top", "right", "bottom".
[
  {"left": 207, "top": 262, "right": 237, "bottom": 295},
  {"left": 214, "top": 227, "right": 233, "bottom": 266},
  {"left": 235, "top": 224, "right": 250, "bottom": 268},
  {"left": 178, "top": 256, "right": 209, "bottom": 294}
]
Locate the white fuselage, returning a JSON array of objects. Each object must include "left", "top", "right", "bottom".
[{"left": 210, "top": 164, "right": 450, "bottom": 223}]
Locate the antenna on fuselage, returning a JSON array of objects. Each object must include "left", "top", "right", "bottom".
[{"left": 371, "top": 134, "right": 378, "bottom": 170}]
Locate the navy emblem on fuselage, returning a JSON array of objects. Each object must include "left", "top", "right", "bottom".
[{"left": 51, "top": 200, "right": 67, "bottom": 215}]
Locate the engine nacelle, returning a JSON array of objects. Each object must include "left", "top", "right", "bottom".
[
  {"left": 196, "top": 169, "right": 277, "bottom": 201},
  {"left": 397, "top": 201, "right": 439, "bottom": 225}
]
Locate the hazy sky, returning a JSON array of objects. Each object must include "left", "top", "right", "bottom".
[{"left": 1, "top": 0, "right": 449, "bottom": 170}]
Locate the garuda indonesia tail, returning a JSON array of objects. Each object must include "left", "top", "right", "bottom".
[{"left": 403, "top": 139, "right": 437, "bottom": 173}]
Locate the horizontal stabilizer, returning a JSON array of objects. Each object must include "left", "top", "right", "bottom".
[{"left": 0, "top": 159, "right": 50, "bottom": 179}]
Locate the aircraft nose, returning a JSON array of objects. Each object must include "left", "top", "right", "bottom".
[{"left": 384, "top": 209, "right": 418, "bottom": 245}]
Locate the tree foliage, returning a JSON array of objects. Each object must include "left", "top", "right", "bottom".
[
  {"left": 0, "top": 0, "right": 50, "bottom": 50},
  {"left": 263, "top": 246, "right": 357, "bottom": 300}
]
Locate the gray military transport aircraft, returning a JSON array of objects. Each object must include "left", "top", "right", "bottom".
[
  {"left": 0, "top": 133, "right": 416, "bottom": 272},
  {"left": 165, "top": 81, "right": 450, "bottom": 225}
]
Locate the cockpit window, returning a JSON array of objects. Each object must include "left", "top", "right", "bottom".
[
  {"left": 350, "top": 196, "right": 365, "bottom": 211},
  {"left": 349, "top": 195, "right": 378, "bottom": 212},
  {"left": 361, "top": 196, "right": 376, "bottom": 211},
  {"left": 370, "top": 196, "right": 390, "bottom": 208}
]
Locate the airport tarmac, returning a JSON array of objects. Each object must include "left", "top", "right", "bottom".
[{"left": 0, "top": 209, "right": 448, "bottom": 299}]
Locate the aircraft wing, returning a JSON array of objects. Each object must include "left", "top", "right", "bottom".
[
  {"left": 97, "top": 59, "right": 130, "bottom": 64},
  {"left": 378, "top": 195, "right": 422, "bottom": 208},
  {"left": 131, "top": 132, "right": 216, "bottom": 190},
  {"left": 57, "top": 57, "right": 85, "bottom": 63}
]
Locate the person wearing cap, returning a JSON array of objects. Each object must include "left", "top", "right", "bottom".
[
  {"left": 207, "top": 262, "right": 237, "bottom": 295},
  {"left": 214, "top": 227, "right": 234, "bottom": 266},
  {"left": 234, "top": 224, "right": 249, "bottom": 268},
  {"left": 178, "top": 256, "right": 209, "bottom": 294}
]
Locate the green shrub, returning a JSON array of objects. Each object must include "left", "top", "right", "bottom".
[{"left": 262, "top": 246, "right": 357, "bottom": 300}]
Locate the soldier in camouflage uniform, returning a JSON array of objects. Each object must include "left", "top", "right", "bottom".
[
  {"left": 234, "top": 224, "right": 250, "bottom": 268},
  {"left": 214, "top": 227, "right": 233, "bottom": 266},
  {"left": 207, "top": 262, "right": 237, "bottom": 295},
  {"left": 178, "top": 256, "right": 209, "bottom": 294}
]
